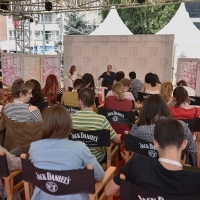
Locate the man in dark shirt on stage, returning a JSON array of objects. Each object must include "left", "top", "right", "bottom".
[{"left": 98, "top": 65, "right": 115, "bottom": 87}]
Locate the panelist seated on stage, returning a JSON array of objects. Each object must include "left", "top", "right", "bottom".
[
  {"left": 98, "top": 65, "right": 115, "bottom": 87},
  {"left": 105, "top": 118, "right": 200, "bottom": 197}
]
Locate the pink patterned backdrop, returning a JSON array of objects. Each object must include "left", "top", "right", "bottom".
[
  {"left": 2, "top": 54, "right": 21, "bottom": 86},
  {"left": 1, "top": 53, "right": 60, "bottom": 87},
  {"left": 41, "top": 56, "right": 60, "bottom": 87},
  {"left": 176, "top": 58, "right": 199, "bottom": 90}
]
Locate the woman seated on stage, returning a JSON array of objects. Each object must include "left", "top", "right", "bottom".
[
  {"left": 104, "top": 82, "right": 133, "bottom": 140},
  {"left": 140, "top": 72, "right": 161, "bottom": 94},
  {"left": 4, "top": 78, "right": 42, "bottom": 122},
  {"left": 29, "top": 105, "right": 104, "bottom": 200},
  {"left": 169, "top": 86, "right": 200, "bottom": 120},
  {"left": 129, "top": 94, "right": 196, "bottom": 154}
]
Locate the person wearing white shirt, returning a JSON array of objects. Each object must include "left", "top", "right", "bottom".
[
  {"left": 65, "top": 65, "right": 82, "bottom": 82},
  {"left": 177, "top": 80, "right": 196, "bottom": 96},
  {"left": 106, "top": 78, "right": 142, "bottom": 110}
]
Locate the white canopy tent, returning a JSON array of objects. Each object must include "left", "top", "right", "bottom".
[
  {"left": 156, "top": 3, "right": 200, "bottom": 87},
  {"left": 0, "top": 40, "right": 16, "bottom": 52},
  {"left": 90, "top": 6, "right": 133, "bottom": 35},
  {"left": 156, "top": 3, "right": 200, "bottom": 46}
]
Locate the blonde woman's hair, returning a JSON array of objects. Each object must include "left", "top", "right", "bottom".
[
  {"left": 112, "top": 82, "right": 125, "bottom": 101},
  {"left": 160, "top": 82, "right": 173, "bottom": 102}
]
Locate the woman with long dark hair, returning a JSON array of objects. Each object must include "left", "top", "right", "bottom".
[
  {"left": 140, "top": 73, "right": 161, "bottom": 94},
  {"left": 170, "top": 86, "right": 200, "bottom": 119},
  {"left": 129, "top": 94, "right": 196, "bottom": 153},
  {"left": 29, "top": 79, "right": 48, "bottom": 112},
  {"left": 82, "top": 73, "right": 95, "bottom": 90}
]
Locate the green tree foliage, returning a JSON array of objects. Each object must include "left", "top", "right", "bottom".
[
  {"left": 64, "top": 12, "right": 94, "bottom": 35},
  {"left": 101, "top": 4, "right": 180, "bottom": 34}
]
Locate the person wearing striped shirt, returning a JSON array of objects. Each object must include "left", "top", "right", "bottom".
[
  {"left": 71, "top": 88, "right": 121, "bottom": 163},
  {"left": 4, "top": 78, "right": 42, "bottom": 122}
]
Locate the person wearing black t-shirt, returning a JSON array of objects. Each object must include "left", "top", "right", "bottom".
[
  {"left": 105, "top": 118, "right": 200, "bottom": 197},
  {"left": 98, "top": 65, "right": 115, "bottom": 87}
]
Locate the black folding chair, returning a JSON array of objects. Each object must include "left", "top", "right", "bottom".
[
  {"left": 179, "top": 118, "right": 200, "bottom": 167},
  {"left": 98, "top": 108, "right": 135, "bottom": 125},
  {"left": 124, "top": 133, "right": 158, "bottom": 163},
  {"left": 124, "top": 132, "right": 189, "bottom": 166},
  {"left": 137, "top": 92, "right": 152, "bottom": 102},
  {"left": 179, "top": 118, "right": 200, "bottom": 132},
  {"left": 120, "top": 174, "right": 200, "bottom": 200},
  {"left": 189, "top": 96, "right": 200, "bottom": 106},
  {"left": 63, "top": 105, "right": 80, "bottom": 114},
  {"left": 69, "top": 129, "right": 117, "bottom": 167},
  {"left": 21, "top": 153, "right": 116, "bottom": 200},
  {"left": 0, "top": 151, "right": 23, "bottom": 200}
]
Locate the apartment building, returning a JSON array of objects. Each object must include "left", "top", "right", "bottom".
[{"left": 6, "top": 9, "right": 101, "bottom": 54}]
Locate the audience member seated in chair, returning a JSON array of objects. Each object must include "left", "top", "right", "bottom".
[
  {"left": 4, "top": 78, "right": 42, "bottom": 122},
  {"left": 0, "top": 146, "right": 22, "bottom": 200},
  {"left": 129, "top": 71, "right": 143, "bottom": 100},
  {"left": 104, "top": 82, "right": 133, "bottom": 140},
  {"left": 129, "top": 95, "right": 196, "bottom": 159},
  {"left": 105, "top": 118, "right": 200, "bottom": 198},
  {"left": 106, "top": 78, "right": 142, "bottom": 110},
  {"left": 177, "top": 80, "right": 196, "bottom": 96},
  {"left": 71, "top": 88, "right": 121, "bottom": 163},
  {"left": 29, "top": 79, "right": 48, "bottom": 112},
  {"left": 160, "top": 81, "right": 173, "bottom": 105},
  {"left": 169, "top": 86, "right": 200, "bottom": 121},
  {"left": 42, "top": 74, "right": 64, "bottom": 105},
  {"left": 140, "top": 72, "right": 161, "bottom": 94},
  {"left": 82, "top": 73, "right": 98, "bottom": 112},
  {"left": 61, "top": 79, "right": 86, "bottom": 108},
  {"left": 28, "top": 105, "right": 104, "bottom": 200}
]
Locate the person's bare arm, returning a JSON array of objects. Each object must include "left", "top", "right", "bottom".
[
  {"left": 77, "top": 73, "right": 82, "bottom": 78},
  {"left": 111, "top": 134, "right": 121, "bottom": 144},
  {"left": 105, "top": 179, "right": 120, "bottom": 196},
  {"left": 134, "top": 101, "right": 142, "bottom": 110},
  {"left": 140, "top": 84, "right": 145, "bottom": 92}
]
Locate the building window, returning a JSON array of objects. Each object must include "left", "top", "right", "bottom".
[
  {"left": 44, "top": 14, "right": 52, "bottom": 23},
  {"left": 45, "top": 31, "right": 51, "bottom": 40},
  {"left": 9, "top": 30, "right": 15, "bottom": 40}
]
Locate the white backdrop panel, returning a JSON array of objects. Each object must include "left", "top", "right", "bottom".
[
  {"left": 22, "top": 55, "right": 41, "bottom": 82},
  {"left": 64, "top": 35, "right": 174, "bottom": 84}
]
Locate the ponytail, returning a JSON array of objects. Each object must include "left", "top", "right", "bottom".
[{"left": 117, "top": 91, "right": 125, "bottom": 101}]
